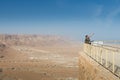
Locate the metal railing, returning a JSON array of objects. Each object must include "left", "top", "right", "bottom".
[{"left": 84, "top": 43, "right": 120, "bottom": 78}]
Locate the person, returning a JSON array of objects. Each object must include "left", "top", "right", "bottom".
[
  {"left": 85, "top": 35, "right": 91, "bottom": 44},
  {"left": 84, "top": 33, "right": 94, "bottom": 44}
]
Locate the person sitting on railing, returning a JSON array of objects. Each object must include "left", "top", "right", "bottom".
[
  {"left": 85, "top": 35, "right": 91, "bottom": 44},
  {"left": 84, "top": 33, "right": 94, "bottom": 44}
]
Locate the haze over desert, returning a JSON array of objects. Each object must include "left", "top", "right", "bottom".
[{"left": 0, "top": 34, "right": 80, "bottom": 80}]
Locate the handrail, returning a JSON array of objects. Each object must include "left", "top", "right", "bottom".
[
  {"left": 84, "top": 43, "right": 120, "bottom": 78},
  {"left": 91, "top": 44, "right": 119, "bottom": 52}
]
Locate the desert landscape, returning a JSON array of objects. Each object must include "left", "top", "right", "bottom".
[
  {"left": 1, "top": 0, "right": 120, "bottom": 80},
  {"left": 0, "top": 34, "right": 80, "bottom": 80}
]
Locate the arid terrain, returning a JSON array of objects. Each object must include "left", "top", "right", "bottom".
[{"left": 0, "top": 34, "right": 80, "bottom": 80}]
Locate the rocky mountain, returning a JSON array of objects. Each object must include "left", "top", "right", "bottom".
[{"left": 0, "top": 34, "right": 73, "bottom": 47}]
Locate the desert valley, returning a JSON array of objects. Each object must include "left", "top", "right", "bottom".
[{"left": 0, "top": 34, "right": 80, "bottom": 80}]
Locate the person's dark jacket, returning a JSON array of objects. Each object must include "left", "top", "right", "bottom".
[{"left": 85, "top": 37, "right": 91, "bottom": 44}]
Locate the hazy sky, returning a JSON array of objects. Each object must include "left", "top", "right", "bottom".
[{"left": 0, "top": 0, "right": 120, "bottom": 40}]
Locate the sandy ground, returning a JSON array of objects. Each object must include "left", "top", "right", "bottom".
[{"left": 0, "top": 45, "right": 80, "bottom": 80}]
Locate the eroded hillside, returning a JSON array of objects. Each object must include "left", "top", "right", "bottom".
[
  {"left": 0, "top": 34, "right": 80, "bottom": 80},
  {"left": 0, "top": 34, "right": 74, "bottom": 47}
]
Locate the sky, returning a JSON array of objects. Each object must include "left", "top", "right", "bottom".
[{"left": 0, "top": 0, "right": 120, "bottom": 41}]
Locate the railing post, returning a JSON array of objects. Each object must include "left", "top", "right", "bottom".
[
  {"left": 91, "top": 46, "right": 93, "bottom": 58},
  {"left": 96, "top": 47, "right": 99, "bottom": 61},
  {"left": 87, "top": 44, "right": 89, "bottom": 55},
  {"left": 93, "top": 46, "right": 95, "bottom": 59},
  {"left": 100, "top": 48, "right": 102, "bottom": 64},
  {"left": 105, "top": 50, "right": 108, "bottom": 67},
  {"left": 84, "top": 44, "right": 86, "bottom": 53},
  {"left": 95, "top": 46, "right": 97, "bottom": 60},
  {"left": 91, "top": 45, "right": 93, "bottom": 57},
  {"left": 112, "top": 51, "right": 115, "bottom": 73},
  {"left": 90, "top": 45, "right": 91, "bottom": 57}
]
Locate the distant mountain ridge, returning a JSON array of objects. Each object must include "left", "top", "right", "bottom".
[{"left": 0, "top": 34, "right": 73, "bottom": 46}]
